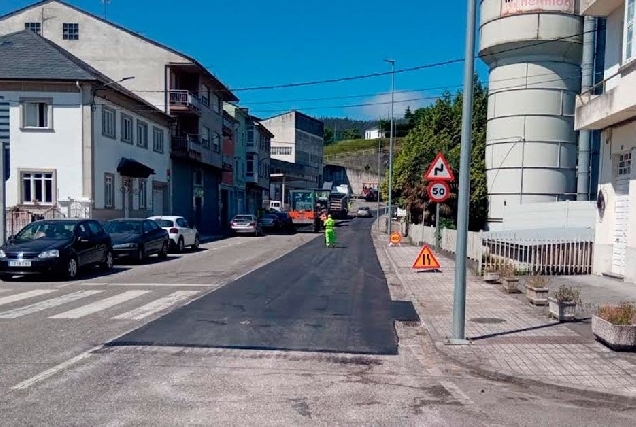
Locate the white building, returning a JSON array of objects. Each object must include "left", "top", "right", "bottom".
[
  {"left": 0, "top": 30, "right": 172, "bottom": 229},
  {"left": 0, "top": 0, "right": 238, "bottom": 234},
  {"left": 261, "top": 111, "right": 324, "bottom": 190},
  {"left": 364, "top": 127, "right": 386, "bottom": 140},
  {"left": 576, "top": 0, "right": 636, "bottom": 281}
]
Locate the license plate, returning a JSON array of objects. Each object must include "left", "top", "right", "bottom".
[{"left": 9, "top": 260, "right": 31, "bottom": 267}]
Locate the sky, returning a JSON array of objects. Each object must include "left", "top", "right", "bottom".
[{"left": 0, "top": 0, "right": 489, "bottom": 121}]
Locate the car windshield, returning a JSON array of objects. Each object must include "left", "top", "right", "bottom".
[
  {"left": 15, "top": 221, "right": 75, "bottom": 242},
  {"left": 234, "top": 216, "right": 253, "bottom": 221},
  {"left": 105, "top": 220, "right": 143, "bottom": 234},
  {"left": 154, "top": 219, "right": 174, "bottom": 227}
]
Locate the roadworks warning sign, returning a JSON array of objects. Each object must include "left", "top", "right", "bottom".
[{"left": 412, "top": 245, "right": 441, "bottom": 270}]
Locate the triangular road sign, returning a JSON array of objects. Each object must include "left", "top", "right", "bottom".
[
  {"left": 424, "top": 152, "right": 454, "bottom": 181},
  {"left": 412, "top": 245, "right": 441, "bottom": 270}
]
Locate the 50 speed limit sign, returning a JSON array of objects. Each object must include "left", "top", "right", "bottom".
[{"left": 427, "top": 181, "right": 450, "bottom": 203}]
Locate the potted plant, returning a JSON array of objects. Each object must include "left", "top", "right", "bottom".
[
  {"left": 548, "top": 285, "right": 581, "bottom": 321},
  {"left": 525, "top": 274, "right": 549, "bottom": 306},
  {"left": 500, "top": 263, "right": 520, "bottom": 294},
  {"left": 483, "top": 264, "right": 500, "bottom": 283},
  {"left": 592, "top": 302, "right": 636, "bottom": 350}
]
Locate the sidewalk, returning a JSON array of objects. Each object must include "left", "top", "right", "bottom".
[{"left": 373, "top": 230, "right": 636, "bottom": 400}]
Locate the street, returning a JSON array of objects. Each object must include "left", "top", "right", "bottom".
[{"left": 0, "top": 215, "right": 635, "bottom": 425}]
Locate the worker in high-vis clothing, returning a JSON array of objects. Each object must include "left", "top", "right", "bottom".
[{"left": 323, "top": 214, "right": 336, "bottom": 248}]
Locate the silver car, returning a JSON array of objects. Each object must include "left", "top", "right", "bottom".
[
  {"left": 356, "top": 207, "right": 372, "bottom": 218},
  {"left": 230, "top": 214, "right": 263, "bottom": 236}
]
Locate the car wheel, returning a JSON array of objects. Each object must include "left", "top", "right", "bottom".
[
  {"left": 65, "top": 256, "right": 79, "bottom": 280},
  {"left": 158, "top": 241, "right": 169, "bottom": 259},
  {"left": 136, "top": 246, "right": 146, "bottom": 264},
  {"left": 177, "top": 237, "right": 185, "bottom": 253},
  {"left": 192, "top": 235, "right": 200, "bottom": 250},
  {"left": 101, "top": 250, "right": 114, "bottom": 270}
]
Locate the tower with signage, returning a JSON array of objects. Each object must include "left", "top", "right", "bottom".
[{"left": 479, "top": 0, "right": 582, "bottom": 230}]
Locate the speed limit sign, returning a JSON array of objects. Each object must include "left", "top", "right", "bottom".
[{"left": 427, "top": 181, "right": 450, "bottom": 203}]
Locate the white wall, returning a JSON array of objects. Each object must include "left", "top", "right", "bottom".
[
  {"left": 2, "top": 89, "right": 83, "bottom": 207},
  {"left": 92, "top": 98, "right": 170, "bottom": 211},
  {"left": 604, "top": 4, "right": 625, "bottom": 91},
  {"left": 262, "top": 113, "right": 296, "bottom": 163}
]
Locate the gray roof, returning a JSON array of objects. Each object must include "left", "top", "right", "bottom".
[{"left": 0, "top": 30, "right": 97, "bottom": 80}]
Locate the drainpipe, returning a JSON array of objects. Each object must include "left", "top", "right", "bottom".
[{"left": 577, "top": 16, "right": 596, "bottom": 201}]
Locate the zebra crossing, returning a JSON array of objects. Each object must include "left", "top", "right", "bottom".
[{"left": 0, "top": 286, "right": 205, "bottom": 321}]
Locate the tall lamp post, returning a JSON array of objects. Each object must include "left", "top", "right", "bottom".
[{"left": 384, "top": 59, "right": 395, "bottom": 238}]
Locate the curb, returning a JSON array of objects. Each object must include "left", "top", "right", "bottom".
[
  {"left": 199, "top": 235, "right": 227, "bottom": 244},
  {"left": 374, "top": 231, "right": 636, "bottom": 404}
]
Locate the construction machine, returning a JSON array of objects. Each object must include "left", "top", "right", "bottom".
[{"left": 288, "top": 189, "right": 331, "bottom": 232}]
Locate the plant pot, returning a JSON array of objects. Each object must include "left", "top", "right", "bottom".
[
  {"left": 502, "top": 278, "right": 520, "bottom": 294},
  {"left": 592, "top": 315, "right": 636, "bottom": 351},
  {"left": 526, "top": 285, "right": 549, "bottom": 306},
  {"left": 484, "top": 272, "right": 500, "bottom": 283},
  {"left": 548, "top": 297, "right": 577, "bottom": 321}
]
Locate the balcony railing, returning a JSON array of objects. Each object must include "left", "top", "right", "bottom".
[
  {"left": 171, "top": 135, "right": 202, "bottom": 162},
  {"left": 169, "top": 90, "right": 201, "bottom": 114}
]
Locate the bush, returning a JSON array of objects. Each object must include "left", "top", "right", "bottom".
[
  {"left": 527, "top": 274, "right": 549, "bottom": 288},
  {"left": 550, "top": 285, "right": 581, "bottom": 303},
  {"left": 597, "top": 302, "right": 636, "bottom": 325}
]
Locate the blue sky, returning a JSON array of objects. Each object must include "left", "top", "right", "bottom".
[{"left": 1, "top": 0, "right": 488, "bottom": 120}]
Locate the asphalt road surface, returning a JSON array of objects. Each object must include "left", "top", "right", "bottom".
[{"left": 0, "top": 206, "right": 635, "bottom": 425}]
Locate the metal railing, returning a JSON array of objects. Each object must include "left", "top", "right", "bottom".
[{"left": 169, "top": 90, "right": 202, "bottom": 112}]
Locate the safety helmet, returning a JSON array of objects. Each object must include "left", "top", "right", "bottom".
[{"left": 328, "top": 214, "right": 332, "bottom": 219}]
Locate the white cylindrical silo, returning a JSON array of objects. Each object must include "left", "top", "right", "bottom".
[{"left": 479, "top": 0, "right": 583, "bottom": 230}]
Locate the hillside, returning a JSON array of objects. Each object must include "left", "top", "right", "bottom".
[{"left": 324, "top": 138, "right": 402, "bottom": 158}]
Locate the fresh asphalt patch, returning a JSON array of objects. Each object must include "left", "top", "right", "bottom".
[{"left": 109, "top": 217, "right": 408, "bottom": 355}]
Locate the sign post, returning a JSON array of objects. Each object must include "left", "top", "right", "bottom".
[{"left": 425, "top": 152, "right": 454, "bottom": 251}]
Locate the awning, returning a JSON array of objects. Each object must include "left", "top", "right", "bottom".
[{"left": 117, "top": 157, "right": 155, "bottom": 179}]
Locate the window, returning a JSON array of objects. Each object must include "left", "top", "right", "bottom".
[
  {"left": 247, "top": 126, "right": 254, "bottom": 144},
  {"left": 102, "top": 107, "right": 116, "bottom": 138},
  {"left": 87, "top": 221, "right": 104, "bottom": 235},
  {"left": 271, "top": 146, "right": 292, "bottom": 156},
  {"left": 25, "top": 22, "right": 41, "bottom": 35},
  {"left": 62, "top": 23, "right": 79, "bottom": 40},
  {"left": 142, "top": 220, "right": 153, "bottom": 234},
  {"left": 211, "top": 94, "right": 220, "bottom": 113},
  {"left": 246, "top": 154, "right": 254, "bottom": 177},
  {"left": 121, "top": 114, "right": 133, "bottom": 144},
  {"left": 201, "top": 125, "right": 210, "bottom": 148},
  {"left": 201, "top": 84, "right": 210, "bottom": 107},
  {"left": 104, "top": 173, "right": 115, "bottom": 208},
  {"left": 193, "top": 169, "right": 203, "bottom": 186},
  {"left": 177, "top": 217, "right": 190, "bottom": 228},
  {"left": 21, "top": 171, "right": 54, "bottom": 204},
  {"left": 618, "top": 152, "right": 632, "bottom": 176},
  {"left": 212, "top": 132, "right": 221, "bottom": 152},
  {"left": 153, "top": 127, "right": 164, "bottom": 153},
  {"left": 21, "top": 99, "right": 51, "bottom": 129},
  {"left": 137, "top": 120, "right": 148, "bottom": 148},
  {"left": 138, "top": 179, "right": 147, "bottom": 209},
  {"left": 626, "top": 0, "right": 636, "bottom": 62}
]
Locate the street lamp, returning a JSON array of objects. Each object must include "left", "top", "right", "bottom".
[{"left": 384, "top": 59, "right": 395, "bottom": 239}]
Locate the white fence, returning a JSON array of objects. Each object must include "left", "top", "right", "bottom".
[{"left": 407, "top": 223, "right": 594, "bottom": 276}]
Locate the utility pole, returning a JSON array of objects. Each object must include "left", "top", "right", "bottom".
[
  {"left": 101, "top": 0, "right": 111, "bottom": 19},
  {"left": 376, "top": 117, "right": 382, "bottom": 229},
  {"left": 384, "top": 59, "right": 395, "bottom": 237},
  {"left": 450, "top": 0, "right": 477, "bottom": 344},
  {"left": 0, "top": 96, "right": 8, "bottom": 244}
]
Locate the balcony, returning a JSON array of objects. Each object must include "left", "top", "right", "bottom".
[
  {"left": 169, "top": 90, "right": 201, "bottom": 115},
  {"left": 171, "top": 135, "right": 202, "bottom": 162},
  {"left": 579, "top": 0, "right": 622, "bottom": 16},
  {"left": 575, "top": 71, "right": 636, "bottom": 130}
]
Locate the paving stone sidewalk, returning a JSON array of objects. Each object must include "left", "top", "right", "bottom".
[{"left": 373, "top": 232, "right": 636, "bottom": 399}]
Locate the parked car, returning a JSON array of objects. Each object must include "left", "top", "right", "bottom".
[
  {"left": 148, "top": 215, "right": 199, "bottom": 252},
  {"left": 230, "top": 214, "right": 262, "bottom": 236},
  {"left": 0, "top": 219, "right": 113, "bottom": 281},
  {"left": 104, "top": 218, "right": 169, "bottom": 262},
  {"left": 272, "top": 211, "right": 295, "bottom": 233},
  {"left": 258, "top": 214, "right": 282, "bottom": 231},
  {"left": 356, "top": 207, "right": 372, "bottom": 218}
]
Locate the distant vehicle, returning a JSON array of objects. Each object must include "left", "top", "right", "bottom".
[
  {"left": 259, "top": 214, "right": 282, "bottom": 230},
  {"left": 356, "top": 207, "right": 372, "bottom": 218},
  {"left": 104, "top": 218, "right": 169, "bottom": 262},
  {"left": 231, "top": 214, "right": 262, "bottom": 236},
  {"left": 288, "top": 189, "right": 331, "bottom": 232},
  {"left": 148, "top": 215, "right": 199, "bottom": 252},
  {"left": 272, "top": 211, "right": 295, "bottom": 233},
  {"left": 269, "top": 201, "right": 282, "bottom": 211},
  {"left": 0, "top": 219, "right": 113, "bottom": 281},
  {"left": 329, "top": 192, "right": 350, "bottom": 219}
]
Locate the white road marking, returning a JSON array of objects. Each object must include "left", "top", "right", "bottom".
[
  {"left": 0, "top": 289, "right": 57, "bottom": 307},
  {"left": 11, "top": 346, "right": 101, "bottom": 391},
  {"left": 0, "top": 290, "right": 103, "bottom": 319},
  {"left": 112, "top": 291, "right": 199, "bottom": 320},
  {"left": 49, "top": 290, "right": 151, "bottom": 319},
  {"left": 81, "top": 282, "right": 214, "bottom": 287},
  {"left": 439, "top": 381, "right": 474, "bottom": 405}
]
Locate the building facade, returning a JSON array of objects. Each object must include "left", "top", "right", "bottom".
[
  {"left": 0, "top": 30, "right": 172, "bottom": 234},
  {"left": 576, "top": 0, "right": 636, "bottom": 281},
  {"left": 220, "top": 111, "right": 237, "bottom": 226},
  {"left": 261, "top": 111, "right": 324, "bottom": 192},
  {"left": 364, "top": 127, "right": 386, "bottom": 140},
  {"left": 0, "top": 0, "right": 238, "bottom": 234}
]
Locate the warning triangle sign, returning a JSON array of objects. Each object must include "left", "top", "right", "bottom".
[
  {"left": 412, "top": 245, "right": 441, "bottom": 270},
  {"left": 424, "top": 152, "right": 454, "bottom": 181}
]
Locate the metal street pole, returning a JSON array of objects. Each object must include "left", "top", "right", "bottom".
[
  {"left": 450, "top": 0, "right": 477, "bottom": 344},
  {"left": 435, "top": 202, "right": 441, "bottom": 249},
  {"left": 376, "top": 130, "right": 381, "bottom": 230},
  {"left": 384, "top": 59, "right": 395, "bottom": 238}
]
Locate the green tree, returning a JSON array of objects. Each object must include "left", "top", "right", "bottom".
[
  {"left": 380, "top": 76, "right": 488, "bottom": 231},
  {"left": 341, "top": 128, "right": 361, "bottom": 140},
  {"left": 324, "top": 127, "right": 334, "bottom": 145}
]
